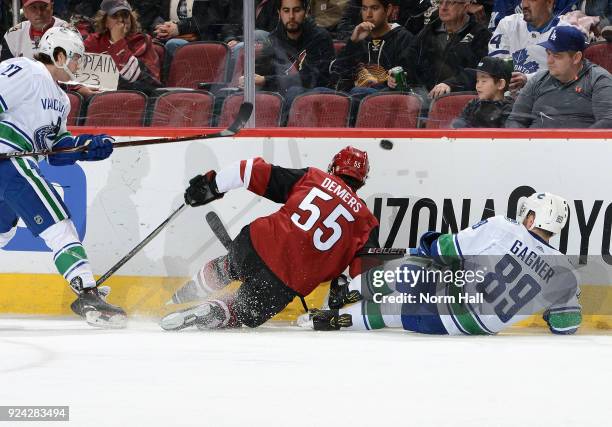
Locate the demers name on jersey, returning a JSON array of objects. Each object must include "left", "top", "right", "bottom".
[
  {"left": 321, "top": 177, "right": 363, "bottom": 213},
  {"left": 41, "top": 98, "right": 66, "bottom": 115},
  {"left": 510, "top": 240, "right": 554, "bottom": 283}
]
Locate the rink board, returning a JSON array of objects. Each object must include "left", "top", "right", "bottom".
[{"left": 1, "top": 134, "right": 612, "bottom": 328}]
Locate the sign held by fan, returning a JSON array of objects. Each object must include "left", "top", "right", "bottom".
[{"left": 74, "top": 53, "right": 119, "bottom": 91}]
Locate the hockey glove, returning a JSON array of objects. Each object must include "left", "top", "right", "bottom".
[
  {"left": 80, "top": 134, "right": 114, "bottom": 161},
  {"left": 184, "top": 170, "right": 224, "bottom": 207},
  {"left": 417, "top": 231, "right": 442, "bottom": 258},
  {"left": 48, "top": 134, "right": 113, "bottom": 166}
]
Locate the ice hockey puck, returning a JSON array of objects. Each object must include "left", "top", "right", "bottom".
[{"left": 379, "top": 139, "right": 394, "bottom": 150}]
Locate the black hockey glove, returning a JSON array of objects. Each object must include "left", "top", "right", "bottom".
[{"left": 184, "top": 170, "right": 224, "bottom": 207}]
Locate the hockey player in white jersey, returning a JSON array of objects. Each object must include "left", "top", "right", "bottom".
[
  {"left": 302, "top": 192, "right": 581, "bottom": 335},
  {"left": 0, "top": 27, "right": 126, "bottom": 328},
  {"left": 488, "top": 0, "right": 568, "bottom": 91}
]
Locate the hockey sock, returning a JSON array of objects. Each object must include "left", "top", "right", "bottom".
[
  {"left": 40, "top": 219, "right": 96, "bottom": 288},
  {"left": 351, "top": 269, "right": 395, "bottom": 300},
  {"left": 201, "top": 298, "right": 239, "bottom": 329}
]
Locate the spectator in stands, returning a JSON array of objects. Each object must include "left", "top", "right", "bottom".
[
  {"left": 240, "top": 0, "right": 334, "bottom": 101},
  {"left": 0, "top": 0, "right": 96, "bottom": 97},
  {"left": 399, "top": 0, "right": 490, "bottom": 100},
  {"left": 506, "top": 26, "right": 612, "bottom": 128},
  {"left": 84, "top": 0, "right": 161, "bottom": 95},
  {"left": 331, "top": 0, "right": 414, "bottom": 97},
  {"left": 310, "top": 0, "right": 350, "bottom": 37},
  {"left": 586, "top": 0, "right": 612, "bottom": 41},
  {"left": 488, "top": 0, "right": 579, "bottom": 31},
  {"left": 154, "top": 0, "right": 242, "bottom": 77},
  {"left": 0, "top": 0, "right": 74, "bottom": 61},
  {"left": 452, "top": 56, "right": 514, "bottom": 127},
  {"left": 336, "top": 0, "right": 438, "bottom": 39},
  {"left": 489, "top": 0, "right": 571, "bottom": 92}
]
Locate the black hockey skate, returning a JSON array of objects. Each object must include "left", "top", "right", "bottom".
[
  {"left": 70, "top": 277, "right": 127, "bottom": 329},
  {"left": 160, "top": 301, "right": 228, "bottom": 331},
  {"left": 299, "top": 309, "right": 353, "bottom": 331},
  {"left": 328, "top": 274, "right": 362, "bottom": 309}
]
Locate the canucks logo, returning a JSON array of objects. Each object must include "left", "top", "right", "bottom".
[
  {"left": 33, "top": 117, "right": 61, "bottom": 151},
  {"left": 512, "top": 49, "right": 539, "bottom": 74}
]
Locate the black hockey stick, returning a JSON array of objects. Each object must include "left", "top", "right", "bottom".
[
  {"left": 96, "top": 203, "right": 187, "bottom": 287},
  {"left": 0, "top": 102, "right": 254, "bottom": 160},
  {"left": 205, "top": 211, "right": 310, "bottom": 313}
]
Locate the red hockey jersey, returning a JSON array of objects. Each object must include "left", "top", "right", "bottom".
[{"left": 215, "top": 157, "right": 379, "bottom": 295}]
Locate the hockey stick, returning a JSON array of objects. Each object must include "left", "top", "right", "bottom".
[
  {"left": 205, "top": 211, "right": 310, "bottom": 313},
  {"left": 0, "top": 102, "right": 254, "bottom": 160},
  {"left": 96, "top": 203, "right": 187, "bottom": 287}
]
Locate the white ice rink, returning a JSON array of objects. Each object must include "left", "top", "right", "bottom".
[{"left": 1, "top": 317, "right": 611, "bottom": 427}]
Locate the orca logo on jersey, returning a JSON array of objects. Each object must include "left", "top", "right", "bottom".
[{"left": 33, "top": 117, "right": 62, "bottom": 151}]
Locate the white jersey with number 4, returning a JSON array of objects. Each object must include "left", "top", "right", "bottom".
[
  {"left": 432, "top": 215, "right": 581, "bottom": 335},
  {"left": 0, "top": 57, "right": 70, "bottom": 155},
  {"left": 488, "top": 13, "right": 568, "bottom": 76}
]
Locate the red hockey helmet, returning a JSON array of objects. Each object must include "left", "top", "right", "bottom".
[{"left": 328, "top": 146, "right": 369, "bottom": 185}]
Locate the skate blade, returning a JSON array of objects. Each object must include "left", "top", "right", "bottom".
[
  {"left": 85, "top": 311, "right": 127, "bottom": 329},
  {"left": 160, "top": 304, "right": 211, "bottom": 331}
]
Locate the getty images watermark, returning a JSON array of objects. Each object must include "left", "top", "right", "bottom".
[{"left": 370, "top": 265, "right": 487, "bottom": 305}]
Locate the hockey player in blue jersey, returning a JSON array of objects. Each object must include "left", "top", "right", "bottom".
[
  {"left": 301, "top": 192, "right": 581, "bottom": 335},
  {"left": 0, "top": 27, "right": 126, "bottom": 328}
]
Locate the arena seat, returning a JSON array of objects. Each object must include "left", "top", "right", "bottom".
[
  {"left": 67, "top": 91, "right": 83, "bottom": 126},
  {"left": 150, "top": 90, "right": 214, "bottom": 127},
  {"left": 228, "top": 43, "right": 264, "bottom": 87},
  {"left": 287, "top": 92, "right": 351, "bottom": 127},
  {"left": 166, "top": 42, "right": 230, "bottom": 89},
  {"left": 218, "top": 92, "right": 283, "bottom": 127},
  {"left": 84, "top": 90, "right": 148, "bottom": 127},
  {"left": 355, "top": 92, "right": 422, "bottom": 128},
  {"left": 584, "top": 42, "right": 612, "bottom": 74},
  {"left": 424, "top": 92, "right": 478, "bottom": 129}
]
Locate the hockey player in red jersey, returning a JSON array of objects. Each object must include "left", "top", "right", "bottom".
[{"left": 161, "top": 146, "right": 379, "bottom": 330}]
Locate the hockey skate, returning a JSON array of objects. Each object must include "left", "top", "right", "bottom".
[
  {"left": 70, "top": 277, "right": 127, "bottom": 329},
  {"left": 328, "top": 274, "right": 362, "bottom": 309},
  {"left": 160, "top": 300, "right": 228, "bottom": 331},
  {"left": 297, "top": 309, "right": 353, "bottom": 331}
]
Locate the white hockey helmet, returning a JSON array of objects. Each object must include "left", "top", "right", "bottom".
[
  {"left": 39, "top": 27, "right": 85, "bottom": 79},
  {"left": 518, "top": 192, "right": 569, "bottom": 235}
]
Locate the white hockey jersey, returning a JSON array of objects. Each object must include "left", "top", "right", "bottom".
[
  {"left": 488, "top": 13, "right": 569, "bottom": 76},
  {"left": 431, "top": 216, "right": 581, "bottom": 335},
  {"left": 0, "top": 18, "right": 71, "bottom": 60},
  {"left": 0, "top": 57, "right": 70, "bottom": 155}
]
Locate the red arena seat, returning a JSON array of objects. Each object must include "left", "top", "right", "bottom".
[
  {"left": 287, "top": 92, "right": 351, "bottom": 127},
  {"left": 218, "top": 92, "right": 283, "bottom": 127},
  {"left": 355, "top": 92, "right": 422, "bottom": 128},
  {"left": 84, "top": 90, "right": 147, "bottom": 127},
  {"left": 425, "top": 92, "right": 478, "bottom": 129},
  {"left": 67, "top": 91, "right": 83, "bottom": 126},
  {"left": 150, "top": 91, "right": 214, "bottom": 127},
  {"left": 166, "top": 42, "right": 230, "bottom": 89},
  {"left": 584, "top": 42, "right": 612, "bottom": 74}
]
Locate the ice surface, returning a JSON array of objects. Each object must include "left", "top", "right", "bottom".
[{"left": 1, "top": 317, "right": 610, "bottom": 427}]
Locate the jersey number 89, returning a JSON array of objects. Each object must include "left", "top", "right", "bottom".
[
  {"left": 476, "top": 254, "right": 541, "bottom": 323},
  {"left": 291, "top": 187, "right": 355, "bottom": 251}
]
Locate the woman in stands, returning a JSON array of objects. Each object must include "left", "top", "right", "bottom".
[{"left": 84, "top": 0, "right": 161, "bottom": 94}]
